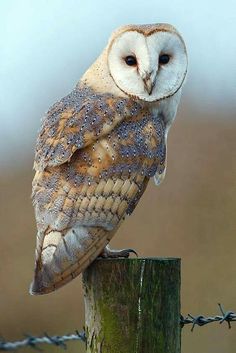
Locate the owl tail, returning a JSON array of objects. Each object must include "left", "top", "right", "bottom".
[{"left": 30, "top": 225, "right": 114, "bottom": 295}]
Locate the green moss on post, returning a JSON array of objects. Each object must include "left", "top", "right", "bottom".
[{"left": 83, "top": 258, "right": 180, "bottom": 353}]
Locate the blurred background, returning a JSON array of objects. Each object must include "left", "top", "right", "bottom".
[{"left": 0, "top": 1, "right": 236, "bottom": 352}]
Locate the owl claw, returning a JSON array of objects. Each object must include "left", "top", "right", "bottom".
[{"left": 99, "top": 245, "right": 138, "bottom": 259}]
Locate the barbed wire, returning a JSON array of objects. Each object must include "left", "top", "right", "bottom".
[
  {"left": 0, "top": 304, "right": 235, "bottom": 351},
  {"left": 181, "top": 303, "right": 236, "bottom": 331},
  {"left": 0, "top": 331, "right": 85, "bottom": 351}
]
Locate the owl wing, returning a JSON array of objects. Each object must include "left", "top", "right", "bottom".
[
  {"left": 31, "top": 175, "right": 148, "bottom": 295},
  {"left": 31, "top": 85, "right": 151, "bottom": 295},
  {"left": 34, "top": 85, "right": 128, "bottom": 171}
]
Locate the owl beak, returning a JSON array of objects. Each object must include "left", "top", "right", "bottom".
[{"left": 143, "top": 73, "right": 155, "bottom": 95}]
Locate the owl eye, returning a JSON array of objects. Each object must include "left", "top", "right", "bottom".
[
  {"left": 124, "top": 56, "right": 137, "bottom": 66},
  {"left": 159, "top": 54, "right": 170, "bottom": 65}
]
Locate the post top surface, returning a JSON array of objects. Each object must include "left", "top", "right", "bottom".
[{"left": 94, "top": 257, "right": 181, "bottom": 263}]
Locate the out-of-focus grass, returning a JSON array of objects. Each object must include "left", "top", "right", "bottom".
[{"left": 0, "top": 110, "right": 236, "bottom": 353}]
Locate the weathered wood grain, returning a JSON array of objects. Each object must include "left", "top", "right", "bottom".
[{"left": 83, "top": 257, "right": 180, "bottom": 353}]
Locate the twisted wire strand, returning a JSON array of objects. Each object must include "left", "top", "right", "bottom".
[{"left": 0, "top": 331, "right": 86, "bottom": 351}]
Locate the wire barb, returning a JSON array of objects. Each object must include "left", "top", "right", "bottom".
[{"left": 181, "top": 303, "right": 236, "bottom": 331}]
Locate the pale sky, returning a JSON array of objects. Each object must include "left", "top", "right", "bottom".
[{"left": 0, "top": 0, "right": 235, "bottom": 168}]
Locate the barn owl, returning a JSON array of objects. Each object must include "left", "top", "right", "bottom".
[{"left": 30, "top": 23, "right": 187, "bottom": 295}]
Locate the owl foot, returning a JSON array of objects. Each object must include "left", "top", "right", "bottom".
[{"left": 99, "top": 245, "right": 138, "bottom": 259}]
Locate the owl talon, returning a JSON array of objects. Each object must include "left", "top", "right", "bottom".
[{"left": 99, "top": 245, "right": 138, "bottom": 259}]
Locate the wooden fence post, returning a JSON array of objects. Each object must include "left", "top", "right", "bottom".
[{"left": 83, "top": 257, "right": 180, "bottom": 353}]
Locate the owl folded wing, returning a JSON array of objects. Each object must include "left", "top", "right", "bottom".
[{"left": 34, "top": 85, "right": 128, "bottom": 171}]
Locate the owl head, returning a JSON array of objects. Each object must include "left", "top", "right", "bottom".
[{"left": 106, "top": 23, "right": 187, "bottom": 102}]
